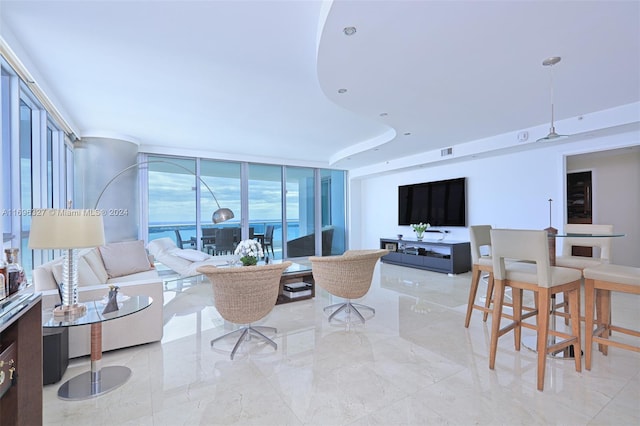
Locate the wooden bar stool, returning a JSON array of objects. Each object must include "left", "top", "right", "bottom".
[
  {"left": 465, "top": 225, "right": 495, "bottom": 327},
  {"left": 489, "top": 229, "right": 583, "bottom": 391},
  {"left": 583, "top": 264, "right": 640, "bottom": 370}
]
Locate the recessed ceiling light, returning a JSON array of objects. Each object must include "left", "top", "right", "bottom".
[
  {"left": 337, "top": 88, "right": 347, "bottom": 94},
  {"left": 343, "top": 27, "right": 357, "bottom": 36}
]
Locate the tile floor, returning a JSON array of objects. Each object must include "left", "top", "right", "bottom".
[{"left": 43, "top": 262, "right": 640, "bottom": 425}]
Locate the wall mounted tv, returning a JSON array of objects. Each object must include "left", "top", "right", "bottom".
[{"left": 398, "top": 177, "right": 466, "bottom": 227}]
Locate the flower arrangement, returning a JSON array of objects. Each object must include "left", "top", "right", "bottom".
[
  {"left": 234, "top": 239, "right": 264, "bottom": 266},
  {"left": 411, "top": 222, "right": 430, "bottom": 240}
]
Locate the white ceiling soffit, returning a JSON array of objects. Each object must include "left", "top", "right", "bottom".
[
  {"left": 318, "top": 0, "right": 640, "bottom": 170},
  {"left": 1, "top": 0, "right": 638, "bottom": 172}
]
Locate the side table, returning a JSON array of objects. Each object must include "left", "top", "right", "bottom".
[{"left": 42, "top": 295, "right": 153, "bottom": 400}]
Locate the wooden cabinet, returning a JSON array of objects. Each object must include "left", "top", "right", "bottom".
[
  {"left": 567, "top": 171, "right": 592, "bottom": 224},
  {"left": 0, "top": 293, "right": 43, "bottom": 425},
  {"left": 380, "top": 238, "right": 471, "bottom": 274}
]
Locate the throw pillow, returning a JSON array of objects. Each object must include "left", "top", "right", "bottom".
[
  {"left": 50, "top": 257, "right": 102, "bottom": 287},
  {"left": 99, "top": 240, "right": 153, "bottom": 279},
  {"left": 171, "top": 248, "right": 210, "bottom": 262},
  {"left": 81, "top": 248, "right": 109, "bottom": 283}
]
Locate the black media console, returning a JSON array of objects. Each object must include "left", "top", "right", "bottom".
[{"left": 380, "top": 237, "right": 471, "bottom": 274}]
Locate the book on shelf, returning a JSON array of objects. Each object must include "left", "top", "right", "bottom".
[
  {"left": 283, "top": 289, "right": 312, "bottom": 299},
  {"left": 283, "top": 282, "right": 312, "bottom": 292}
]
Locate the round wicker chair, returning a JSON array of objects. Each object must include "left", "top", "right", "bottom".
[
  {"left": 197, "top": 261, "right": 292, "bottom": 359},
  {"left": 309, "top": 249, "right": 388, "bottom": 323}
]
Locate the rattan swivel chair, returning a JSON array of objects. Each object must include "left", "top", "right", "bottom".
[
  {"left": 197, "top": 261, "right": 292, "bottom": 359},
  {"left": 310, "top": 249, "right": 387, "bottom": 324}
]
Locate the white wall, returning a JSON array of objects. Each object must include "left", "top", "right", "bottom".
[{"left": 351, "top": 129, "right": 639, "bottom": 266}]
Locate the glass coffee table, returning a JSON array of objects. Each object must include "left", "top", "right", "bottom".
[
  {"left": 161, "top": 260, "right": 315, "bottom": 304},
  {"left": 42, "top": 295, "right": 153, "bottom": 400}
]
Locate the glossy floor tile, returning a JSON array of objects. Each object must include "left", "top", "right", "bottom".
[{"left": 43, "top": 262, "right": 640, "bottom": 425}]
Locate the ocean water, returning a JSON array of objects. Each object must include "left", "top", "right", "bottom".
[{"left": 149, "top": 220, "right": 300, "bottom": 249}]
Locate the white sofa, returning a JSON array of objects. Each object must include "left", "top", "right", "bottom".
[
  {"left": 33, "top": 240, "right": 164, "bottom": 359},
  {"left": 147, "top": 237, "right": 239, "bottom": 276}
]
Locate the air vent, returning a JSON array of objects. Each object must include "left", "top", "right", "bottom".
[{"left": 441, "top": 147, "right": 453, "bottom": 157}]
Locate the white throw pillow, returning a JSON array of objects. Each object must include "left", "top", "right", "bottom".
[
  {"left": 81, "top": 248, "right": 109, "bottom": 283},
  {"left": 99, "top": 240, "right": 153, "bottom": 279},
  {"left": 50, "top": 256, "right": 102, "bottom": 286},
  {"left": 171, "top": 249, "right": 210, "bottom": 262},
  {"left": 147, "top": 237, "right": 178, "bottom": 256}
]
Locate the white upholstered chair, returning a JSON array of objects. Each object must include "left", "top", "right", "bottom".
[
  {"left": 310, "top": 249, "right": 387, "bottom": 324},
  {"left": 554, "top": 224, "right": 613, "bottom": 324},
  {"left": 555, "top": 224, "right": 613, "bottom": 270},
  {"left": 465, "top": 225, "right": 535, "bottom": 327},
  {"left": 465, "top": 225, "right": 494, "bottom": 326},
  {"left": 583, "top": 264, "right": 640, "bottom": 370},
  {"left": 197, "top": 261, "right": 292, "bottom": 359},
  {"left": 489, "top": 229, "right": 583, "bottom": 391}
]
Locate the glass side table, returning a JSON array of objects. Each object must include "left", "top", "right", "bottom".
[{"left": 42, "top": 295, "right": 153, "bottom": 400}]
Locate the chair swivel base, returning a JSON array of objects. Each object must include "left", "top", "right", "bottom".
[
  {"left": 211, "top": 325, "right": 277, "bottom": 360},
  {"left": 324, "top": 301, "right": 374, "bottom": 324}
]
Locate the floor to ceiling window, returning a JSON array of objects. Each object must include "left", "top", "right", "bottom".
[
  {"left": 200, "top": 159, "right": 241, "bottom": 253},
  {"left": 146, "top": 156, "right": 198, "bottom": 247},
  {"left": 320, "top": 168, "right": 346, "bottom": 255},
  {"left": 19, "top": 99, "right": 33, "bottom": 269},
  {"left": 285, "top": 166, "right": 315, "bottom": 258},
  {"left": 1, "top": 70, "right": 11, "bottom": 246},
  {"left": 46, "top": 127, "right": 54, "bottom": 208},
  {"left": 143, "top": 155, "right": 347, "bottom": 260},
  {"left": 248, "top": 164, "right": 283, "bottom": 259}
]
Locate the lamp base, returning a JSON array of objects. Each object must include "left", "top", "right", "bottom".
[{"left": 53, "top": 304, "right": 87, "bottom": 319}]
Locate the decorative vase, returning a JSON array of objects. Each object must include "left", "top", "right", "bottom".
[{"left": 415, "top": 231, "right": 424, "bottom": 241}]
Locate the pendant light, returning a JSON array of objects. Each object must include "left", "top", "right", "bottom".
[{"left": 537, "top": 56, "right": 569, "bottom": 142}]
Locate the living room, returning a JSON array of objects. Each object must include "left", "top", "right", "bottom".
[{"left": 0, "top": 1, "right": 639, "bottom": 424}]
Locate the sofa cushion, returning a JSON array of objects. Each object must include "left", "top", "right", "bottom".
[
  {"left": 148, "top": 237, "right": 177, "bottom": 256},
  {"left": 99, "top": 240, "right": 153, "bottom": 279},
  {"left": 51, "top": 256, "right": 103, "bottom": 286},
  {"left": 82, "top": 248, "right": 109, "bottom": 283},
  {"left": 108, "top": 269, "right": 159, "bottom": 284},
  {"left": 171, "top": 248, "right": 209, "bottom": 262}
]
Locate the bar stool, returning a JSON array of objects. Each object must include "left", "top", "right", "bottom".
[
  {"left": 464, "top": 225, "right": 494, "bottom": 327},
  {"left": 465, "top": 225, "right": 536, "bottom": 327},
  {"left": 489, "top": 229, "right": 583, "bottom": 391},
  {"left": 583, "top": 264, "right": 640, "bottom": 370}
]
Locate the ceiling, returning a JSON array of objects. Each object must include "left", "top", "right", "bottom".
[{"left": 1, "top": 0, "right": 639, "bottom": 173}]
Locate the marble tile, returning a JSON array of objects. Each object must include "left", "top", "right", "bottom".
[{"left": 43, "top": 263, "right": 640, "bottom": 425}]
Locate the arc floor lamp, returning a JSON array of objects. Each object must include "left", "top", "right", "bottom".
[{"left": 93, "top": 159, "right": 234, "bottom": 224}]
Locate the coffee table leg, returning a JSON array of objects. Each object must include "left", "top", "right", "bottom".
[{"left": 57, "top": 322, "right": 131, "bottom": 400}]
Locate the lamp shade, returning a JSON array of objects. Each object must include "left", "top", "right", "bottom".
[
  {"left": 212, "top": 207, "right": 234, "bottom": 224},
  {"left": 28, "top": 209, "right": 106, "bottom": 249}
]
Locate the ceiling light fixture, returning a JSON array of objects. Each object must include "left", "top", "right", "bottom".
[
  {"left": 537, "top": 56, "right": 569, "bottom": 142},
  {"left": 343, "top": 27, "right": 357, "bottom": 36}
]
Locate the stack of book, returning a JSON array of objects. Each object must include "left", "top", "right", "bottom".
[{"left": 283, "top": 282, "right": 312, "bottom": 299}]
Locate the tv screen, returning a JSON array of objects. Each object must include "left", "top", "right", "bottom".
[{"left": 398, "top": 178, "right": 466, "bottom": 227}]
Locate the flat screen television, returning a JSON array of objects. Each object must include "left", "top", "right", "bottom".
[{"left": 398, "top": 177, "right": 466, "bottom": 227}]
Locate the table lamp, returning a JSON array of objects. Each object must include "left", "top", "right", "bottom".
[{"left": 29, "top": 209, "right": 105, "bottom": 317}]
